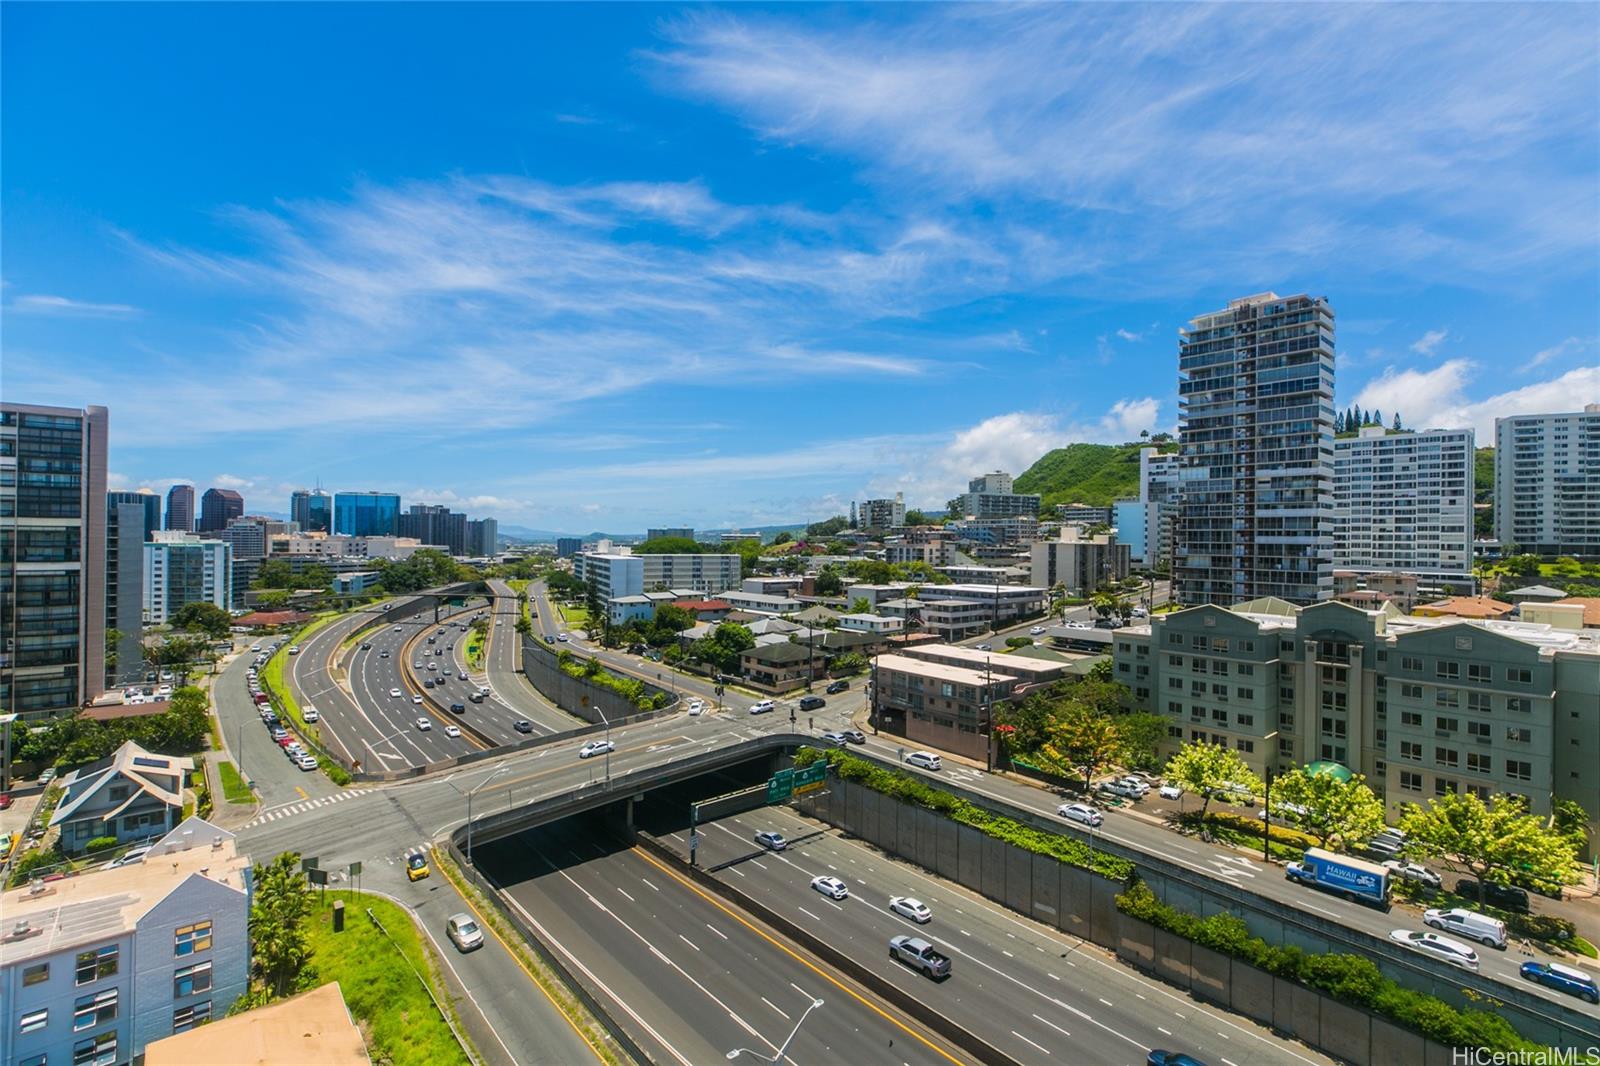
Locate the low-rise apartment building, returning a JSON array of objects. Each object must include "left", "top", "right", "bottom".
[
  {"left": 715, "top": 589, "right": 804, "bottom": 615},
  {"left": 574, "top": 551, "right": 742, "bottom": 612},
  {"left": 837, "top": 613, "right": 905, "bottom": 636},
  {"left": 1112, "top": 601, "right": 1600, "bottom": 852},
  {"left": 871, "top": 652, "right": 1019, "bottom": 762},
  {"left": 740, "top": 642, "right": 827, "bottom": 693},
  {"left": 1030, "top": 529, "right": 1130, "bottom": 596},
  {"left": 0, "top": 818, "right": 249, "bottom": 1066}
]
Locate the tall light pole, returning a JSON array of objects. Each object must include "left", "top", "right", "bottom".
[
  {"left": 726, "top": 998, "right": 824, "bottom": 1063},
  {"left": 448, "top": 765, "right": 513, "bottom": 867}
]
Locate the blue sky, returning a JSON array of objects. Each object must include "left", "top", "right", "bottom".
[{"left": 5, "top": 3, "right": 1597, "bottom": 534}]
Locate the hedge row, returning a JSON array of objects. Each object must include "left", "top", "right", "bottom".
[
  {"left": 555, "top": 651, "right": 670, "bottom": 711},
  {"left": 796, "top": 747, "right": 1134, "bottom": 880},
  {"left": 1115, "top": 880, "right": 1542, "bottom": 1053}
]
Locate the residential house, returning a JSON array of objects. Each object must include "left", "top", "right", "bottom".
[
  {"left": 49, "top": 742, "right": 193, "bottom": 856},
  {"left": 740, "top": 642, "right": 827, "bottom": 693}
]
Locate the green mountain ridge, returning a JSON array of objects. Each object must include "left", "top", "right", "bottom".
[{"left": 1014, "top": 441, "right": 1171, "bottom": 509}]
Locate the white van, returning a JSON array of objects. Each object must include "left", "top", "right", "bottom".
[
  {"left": 303, "top": 705, "right": 320, "bottom": 723},
  {"left": 1424, "top": 907, "right": 1507, "bottom": 949}
]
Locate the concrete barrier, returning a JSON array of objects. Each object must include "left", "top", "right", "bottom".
[{"left": 520, "top": 636, "right": 679, "bottom": 724}]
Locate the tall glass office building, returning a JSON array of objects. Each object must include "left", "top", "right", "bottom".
[
  {"left": 1174, "top": 292, "right": 1336, "bottom": 607},
  {"left": 333, "top": 491, "right": 400, "bottom": 536},
  {"left": 1, "top": 403, "right": 110, "bottom": 719},
  {"left": 291, "top": 488, "right": 333, "bottom": 533}
]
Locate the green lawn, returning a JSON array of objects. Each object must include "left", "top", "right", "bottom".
[
  {"left": 464, "top": 628, "right": 485, "bottom": 671},
  {"left": 558, "top": 602, "right": 590, "bottom": 629},
  {"left": 306, "top": 891, "right": 473, "bottom": 1066},
  {"left": 217, "top": 760, "right": 255, "bottom": 804},
  {"left": 261, "top": 612, "right": 346, "bottom": 732}
]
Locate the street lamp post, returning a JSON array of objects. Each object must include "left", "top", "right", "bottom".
[
  {"left": 726, "top": 998, "right": 824, "bottom": 1063},
  {"left": 449, "top": 765, "right": 513, "bottom": 868}
]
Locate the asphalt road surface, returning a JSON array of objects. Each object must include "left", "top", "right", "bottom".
[
  {"left": 475, "top": 817, "right": 968, "bottom": 1066},
  {"left": 672, "top": 806, "right": 1330, "bottom": 1066}
]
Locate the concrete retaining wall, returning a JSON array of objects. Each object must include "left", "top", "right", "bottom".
[{"left": 521, "top": 636, "right": 679, "bottom": 725}]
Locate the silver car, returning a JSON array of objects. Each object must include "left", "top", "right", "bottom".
[{"left": 446, "top": 913, "right": 484, "bottom": 952}]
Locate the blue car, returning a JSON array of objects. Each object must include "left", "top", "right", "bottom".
[
  {"left": 1519, "top": 961, "right": 1599, "bottom": 1004},
  {"left": 1148, "top": 1053, "right": 1209, "bottom": 1066}
]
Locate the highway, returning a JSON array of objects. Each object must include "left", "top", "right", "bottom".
[
  {"left": 480, "top": 578, "right": 582, "bottom": 732},
  {"left": 217, "top": 648, "right": 344, "bottom": 808},
  {"left": 475, "top": 816, "right": 969, "bottom": 1066},
  {"left": 668, "top": 805, "right": 1330, "bottom": 1066}
]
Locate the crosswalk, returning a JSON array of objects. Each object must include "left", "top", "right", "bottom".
[{"left": 244, "top": 789, "right": 363, "bottom": 827}]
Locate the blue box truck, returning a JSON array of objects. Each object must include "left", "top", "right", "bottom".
[{"left": 1285, "top": 847, "right": 1391, "bottom": 906}]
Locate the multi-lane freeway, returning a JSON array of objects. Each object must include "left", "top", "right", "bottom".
[{"left": 477, "top": 817, "right": 970, "bottom": 1066}]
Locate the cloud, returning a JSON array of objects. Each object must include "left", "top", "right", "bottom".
[
  {"left": 1353, "top": 362, "right": 1600, "bottom": 438},
  {"left": 1527, "top": 337, "right": 1591, "bottom": 371},
  {"left": 657, "top": 6, "right": 1597, "bottom": 282},
  {"left": 10, "top": 293, "right": 139, "bottom": 317},
  {"left": 212, "top": 473, "right": 253, "bottom": 490},
  {"left": 1115, "top": 328, "right": 1143, "bottom": 342},
  {"left": 1409, "top": 329, "right": 1449, "bottom": 357}
]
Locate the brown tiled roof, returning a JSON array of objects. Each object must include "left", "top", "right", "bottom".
[
  {"left": 1554, "top": 597, "right": 1600, "bottom": 626},
  {"left": 1414, "top": 596, "right": 1514, "bottom": 619}
]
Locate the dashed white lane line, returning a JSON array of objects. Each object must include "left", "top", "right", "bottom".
[
  {"left": 1011, "top": 1030, "right": 1051, "bottom": 1056},
  {"left": 797, "top": 906, "right": 822, "bottom": 921},
  {"left": 761, "top": 996, "right": 789, "bottom": 1019},
  {"left": 1032, "top": 1013, "right": 1072, "bottom": 1038},
  {"left": 706, "top": 924, "right": 728, "bottom": 940},
  {"left": 678, "top": 934, "right": 699, "bottom": 952},
  {"left": 1098, "top": 998, "right": 1114, "bottom": 1007},
  {"left": 641, "top": 878, "right": 658, "bottom": 892},
  {"left": 617, "top": 887, "right": 635, "bottom": 902}
]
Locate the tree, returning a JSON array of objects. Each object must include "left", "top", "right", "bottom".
[
  {"left": 1116, "top": 712, "right": 1166, "bottom": 772},
  {"left": 1400, "top": 791, "right": 1578, "bottom": 905},
  {"left": 831, "top": 651, "right": 868, "bottom": 675},
  {"left": 1165, "top": 741, "right": 1262, "bottom": 819},
  {"left": 772, "top": 532, "right": 793, "bottom": 545},
  {"left": 249, "top": 851, "right": 315, "bottom": 1001},
  {"left": 692, "top": 623, "right": 755, "bottom": 674},
  {"left": 1091, "top": 588, "right": 1127, "bottom": 622},
  {"left": 848, "top": 597, "right": 873, "bottom": 615},
  {"left": 946, "top": 497, "right": 966, "bottom": 520},
  {"left": 903, "top": 509, "right": 930, "bottom": 526},
  {"left": 814, "top": 569, "right": 844, "bottom": 597},
  {"left": 1037, "top": 704, "right": 1123, "bottom": 793},
  {"left": 634, "top": 536, "right": 704, "bottom": 555},
  {"left": 174, "top": 601, "right": 232, "bottom": 639},
  {"left": 805, "top": 516, "right": 849, "bottom": 538},
  {"left": 255, "top": 588, "right": 291, "bottom": 609},
  {"left": 1268, "top": 768, "right": 1385, "bottom": 851},
  {"left": 844, "top": 559, "right": 893, "bottom": 585},
  {"left": 1391, "top": 412, "right": 1403, "bottom": 432}
]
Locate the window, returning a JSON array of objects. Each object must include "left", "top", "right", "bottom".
[
  {"left": 1237, "top": 713, "right": 1254, "bottom": 727},
  {"left": 1507, "top": 697, "right": 1532, "bottom": 714},
  {"left": 1467, "top": 752, "right": 1491, "bottom": 774},
  {"left": 1117, "top": 663, "right": 1130, "bottom": 675},
  {"left": 1374, "top": 759, "right": 1387, "bottom": 776},
  {"left": 1401, "top": 655, "right": 1423, "bottom": 671},
  {"left": 1401, "top": 683, "right": 1423, "bottom": 699},
  {"left": 72, "top": 1032, "right": 116, "bottom": 1066},
  {"left": 1210, "top": 708, "right": 1229, "bottom": 726},
  {"left": 19, "top": 1055, "right": 48, "bottom": 1066},
  {"left": 173, "top": 961, "right": 212, "bottom": 998},
  {"left": 1505, "top": 726, "right": 1532, "bottom": 744},
  {"left": 1434, "top": 778, "right": 1459, "bottom": 796},
  {"left": 1435, "top": 661, "right": 1460, "bottom": 680},
  {"left": 1278, "top": 712, "right": 1294, "bottom": 729},
  {"left": 1467, "top": 692, "right": 1492, "bottom": 713},
  {"left": 1168, "top": 655, "right": 1183, "bottom": 667},
  {"left": 1281, "top": 641, "right": 1294, "bottom": 654},
  {"left": 1506, "top": 667, "right": 1532, "bottom": 684},
  {"left": 1211, "top": 661, "right": 1229, "bottom": 676},
  {"left": 1278, "top": 737, "right": 1294, "bottom": 756},
  {"left": 173, "top": 1000, "right": 213, "bottom": 1033},
  {"left": 1435, "top": 688, "right": 1459, "bottom": 709},
  {"left": 1400, "top": 741, "right": 1422, "bottom": 761},
  {"left": 1435, "top": 716, "right": 1458, "bottom": 734},
  {"left": 73, "top": 989, "right": 117, "bottom": 1031},
  {"left": 1168, "top": 677, "right": 1183, "bottom": 690},
  {"left": 1321, "top": 716, "right": 1347, "bottom": 739},
  {"left": 1401, "top": 711, "right": 1422, "bottom": 727},
  {"left": 1168, "top": 633, "right": 1183, "bottom": 646},
  {"left": 1506, "top": 760, "right": 1532, "bottom": 782},
  {"left": 1279, "top": 686, "right": 1294, "bottom": 701},
  {"left": 1211, "top": 683, "right": 1228, "bottom": 701},
  {"left": 1400, "top": 771, "right": 1423, "bottom": 792},
  {"left": 75, "top": 945, "right": 118, "bottom": 985},
  {"left": 1167, "top": 700, "right": 1182, "bottom": 715},
  {"left": 1167, "top": 726, "right": 1183, "bottom": 739},
  {"left": 1320, "top": 743, "right": 1346, "bottom": 762},
  {"left": 175, "top": 921, "right": 213, "bottom": 956},
  {"left": 1467, "top": 664, "right": 1491, "bottom": 683},
  {"left": 940, "top": 682, "right": 955, "bottom": 698},
  {"left": 1435, "top": 747, "right": 1459, "bottom": 768},
  {"left": 1191, "top": 635, "right": 1207, "bottom": 650},
  {"left": 1236, "top": 687, "right": 1254, "bottom": 701},
  {"left": 1235, "top": 739, "right": 1254, "bottom": 753},
  {"left": 20, "top": 1008, "right": 49, "bottom": 1034},
  {"left": 1468, "top": 720, "right": 1491, "bottom": 741},
  {"left": 1238, "top": 663, "right": 1254, "bottom": 676},
  {"left": 1240, "top": 640, "right": 1254, "bottom": 652},
  {"left": 23, "top": 962, "right": 49, "bottom": 986}
]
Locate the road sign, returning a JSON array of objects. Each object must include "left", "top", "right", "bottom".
[
  {"left": 766, "top": 768, "right": 795, "bottom": 804},
  {"left": 794, "top": 761, "right": 827, "bottom": 788}
]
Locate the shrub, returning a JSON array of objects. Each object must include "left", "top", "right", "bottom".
[
  {"left": 1508, "top": 913, "right": 1575, "bottom": 943},
  {"left": 1114, "top": 878, "right": 1542, "bottom": 1052},
  {"left": 85, "top": 836, "right": 119, "bottom": 853},
  {"left": 1005, "top": 636, "right": 1033, "bottom": 649},
  {"left": 320, "top": 758, "right": 353, "bottom": 786}
]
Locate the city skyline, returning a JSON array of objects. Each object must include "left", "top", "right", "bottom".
[{"left": 5, "top": 3, "right": 1597, "bottom": 531}]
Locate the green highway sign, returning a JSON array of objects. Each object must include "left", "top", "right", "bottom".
[
  {"left": 794, "top": 761, "right": 827, "bottom": 787},
  {"left": 766, "top": 768, "right": 795, "bottom": 803},
  {"left": 767, "top": 761, "right": 827, "bottom": 803}
]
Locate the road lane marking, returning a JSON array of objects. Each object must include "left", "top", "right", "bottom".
[
  {"left": 1011, "top": 1030, "right": 1051, "bottom": 1055},
  {"left": 617, "top": 887, "right": 635, "bottom": 902},
  {"left": 706, "top": 924, "right": 728, "bottom": 940},
  {"left": 1032, "top": 1013, "right": 1071, "bottom": 1038},
  {"left": 641, "top": 878, "right": 658, "bottom": 892},
  {"left": 678, "top": 934, "right": 700, "bottom": 952},
  {"left": 762, "top": 996, "right": 790, "bottom": 1019},
  {"left": 797, "top": 906, "right": 822, "bottom": 921}
]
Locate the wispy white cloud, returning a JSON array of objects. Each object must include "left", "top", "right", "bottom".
[
  {"left": 1526, "top": 336, "right": 1592, "bottom": 371},
  {"left": 1354, "top": 362, "right": 1600, "bottom": 438},
  {"left": 1409, "top": 329, "right": 1449, "bottom": 357},
  {"left": 11, "top": 293, "right": 139, "bottom": 317},
  {"left": 1115, "top": 328, "right": 1143, "bottom": 342}
]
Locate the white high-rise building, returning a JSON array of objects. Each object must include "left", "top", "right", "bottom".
[
  {"left": 1174, "top": 292, "right": 1335, "bottom": 606},
  {"left": 856, "top": 494, "right": 906, "bottom": 530},
  {"left": 1333, "top": 426, "right": 1474, "bottom": 581},
  {"left": 142, "top": 532, "right": 232, "bottom": 625},
  {"left": 1494, "top": 405, "right": 1600, "bottom": 557},
  {"left": 958, "top": 471, "right": 1040, "bottom": 520}
]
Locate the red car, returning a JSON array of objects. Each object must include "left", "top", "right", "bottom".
[{"left": 0, "top": 793, "right": 12, "bottom": 810}]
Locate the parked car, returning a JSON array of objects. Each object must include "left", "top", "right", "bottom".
[
  {"left": 110, "top": 845, "right": 152, "bottom": 868},
  {"left": 973, "top": 643, "right": 992, "bottom": 651},
  {"left": 889, "top": 896, "right": 932, "bottom": 923},
  {"left": 296, "top": 754, "right": 319, "bottom": 771},
  {"left": 1102, "top": 778, "right": 1148, "bottom": 799},
  {"left": 811, "top": 875, "right": 849, "bottom": 900},
  {"left": 1383, "top": 860, "right": 1442, "bottom": 890},
  {"left": 904, "top": 751, "right": 942, "bottom": 771},
  {"left": 446, "top": 913, "right": 484, "bottom": 952},
  {"left": 825, "top": 680, "right": 849, "bottom": 694},
  {"left": 1424, "top": 907, "right": 1507, "bottom": 948},
  {"left": 754, "top": 830, "right": 787, "bottom": 851},
  {"left": 1519, "top": 961, "right": 1599, "bottom": 1004},
  {"left": 1454, "top": 879, "right": 1530, "bottom": 913},
  {"left": 1058, "top": 802, "right": 1103, "bottom": 827},
  {"left": 1158, "top": 783, "right": 1185, "bottom": 800},
  {"left": 1388, "top": 929, "right": 1480, "bottom": 972}
]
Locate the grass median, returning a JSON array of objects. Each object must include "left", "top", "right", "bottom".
[
  {"left": 307, "top": 890, "right": 474, "bottom": 1066},
  {"left": 217, "top": 760, "right": 255, "bottom": 804}
]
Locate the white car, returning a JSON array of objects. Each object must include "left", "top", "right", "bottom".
[
  {"left": 888, "top": 896, "right": 932, "bottom": 923},
  {"left": 1388, "top": 929, "right": 1480, "bottom": 972},
  {"left": 389, "top": 688, "right": 403, "bottom": 699},
  {"left": 687, "top": 698, "right": 705, "bottom": 716},
  {"left": 1058, "top": 802, "right": 1104, "bottom": 827},
  {"left": 749, "top": 699, "right": 776, "bottom": 715},
  {"left": 1029, "top": 625, "right": 1046, "bottom": 635},
  {"left": 296, "top": 754, "right": 319, "bottom": 771},
  {"left": 579, "top": 739, "right": 615, "bottom": 759},
  {"left": 412, "top": 695, "right": 424, "bottom": 705},
  {"left": 904, "top": 750, "right": 942, "bottom": 771},
  {"left": 415, "top": 717, "right": 432, "bottom": 731},
  {"left": 1383, "top": 860, "right": 1442, "bottom": 889},
  {"left": 1158, "top": 783, "right": 1185, "bottom": 800},
  {"left": 303, "top": 705, "right": 320, "bottom": 723},
  {"left": 811, "top": 875, "right": 849, "bottom": 900},
  {"left": 444, "top": 725, "right": 461, "bottom": 738},
  {"left": 413, "top": 661, "right": 424, "bottom": 670}
]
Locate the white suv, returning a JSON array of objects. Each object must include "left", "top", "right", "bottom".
[{"left": 904, "top": 751, "right": 942, "bottom": 771}]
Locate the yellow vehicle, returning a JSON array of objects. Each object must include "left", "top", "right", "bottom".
[
  {"left": 0, "top": 832, "right": 17, "bottom": 862},
  {"left": 406, "top": 852, "right": 430, "bottom": 882}
]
